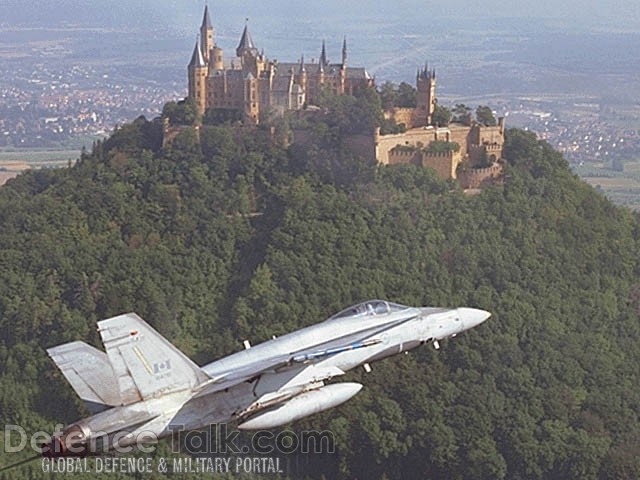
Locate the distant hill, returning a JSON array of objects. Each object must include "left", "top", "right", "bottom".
[{"left": 0, "top": 108, "right": 639, "bottom": 479}]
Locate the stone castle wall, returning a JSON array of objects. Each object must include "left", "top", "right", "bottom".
[
  {"left": 387, "top": 149, "right": 422, "bottom": 166},
  {"left": 387, "top": 149, "right": 463, "bottom": 180},
  {"left": 375, "top": 129, "right": 438, "bottom": 164},
  {"left": 290, "top": 112, "right": 505, "bottom": 188},
  {"left": 458, "top": 163, "right": 503, "bottom": 189},
  {"left": 474, "top": 121, "right": 505, "bottom": 146},
  {"left": 422, "top": 150, "right": 462, "bottom": 179}
]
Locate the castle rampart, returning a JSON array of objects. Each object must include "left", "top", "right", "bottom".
[
  {"left": 458, "top": 162, "right": 503, "bottom": 189},
  {"left": 387, "top": 148, "right": 422, "bottom": 166},
  {"left": 423, "top": 150, "right": 462, "bottom": 179},
  {"left": 386, "top": 147, "right": 463, "bottom": 179}
]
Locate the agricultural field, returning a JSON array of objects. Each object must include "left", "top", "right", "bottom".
[
  {"left": 0, "top": 148, "right": 80, "bottom": 165},
  {"left": 0, "top": 149, "right": 78, "bottom": 185},
  {"left": 576, "top": 160, "right": 640, "bottom": 210}
]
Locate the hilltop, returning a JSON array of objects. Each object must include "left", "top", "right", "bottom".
[{"left": 0, "top": 106, "right": 639, "bottom": 479}]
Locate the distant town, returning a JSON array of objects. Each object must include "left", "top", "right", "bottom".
[
  {"left": 0, "top": 62, "right": 180, "bottom": 148},
  {"left": 1, "top": 42, "right": 638, "bottom": 170}
]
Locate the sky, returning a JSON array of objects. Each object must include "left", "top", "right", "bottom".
[
  {"left": 2, "top": 0, "right": 639, "bottom": 87},
  {"left": 1, "top": 0, "right": 640, "bottom": 33}
]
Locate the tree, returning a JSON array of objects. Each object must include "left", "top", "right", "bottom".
[
  {"left": 453, "top": 103, "right": 472, "bottom": 125},
  {"left": 378, "top": 82, "right": 398, "bottom": 110},
  {"left": 315, "top": 86, "right": 383, "bottom": 135},
  {"left": 380, "top": 118, "right": 407, "bottom": 135},
  {"left": 432, "top": 105, "right": 452, "bottom": 127},
  {"left": 377, "top": 82, "right": 416, "bottom": 109},
  {"left": 425, "top": 140, "right": 460, "bottom": 153},
  {"left": 397, "top": 82, "right": 417, "bottom": 108},
  {"left": 1, "top": 110, "right": 640, "bottom": 480},
  {"left": 162, "top": 97, "right": 200, "bottom": 125},
  {"left": 204, "top": 107, "right": 242, "bottom": 125},
  {"left": 476, "top": 105, "right": 497, "bottom": 126}
]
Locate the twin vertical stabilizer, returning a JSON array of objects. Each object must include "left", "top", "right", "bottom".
[{"left": 48, "top": 313, "right": 210, "bottom": 411}]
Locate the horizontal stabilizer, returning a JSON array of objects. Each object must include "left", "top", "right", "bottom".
[{"left": 47, "top": 341, "right": 121, "bottom": 413}]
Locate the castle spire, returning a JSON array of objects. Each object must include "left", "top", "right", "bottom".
[
  {"left": 236, "top": 21, "right": 258, "bottom": 57},
  {"left": 299, "top": 53, "right": 306, "bottom": 73},
  {"left": 342, "top": 36, "right": 347, "bottom": 66},
  {"left": 419, "top": 61, "right": 437, "bottom": 80},
  {"left": 189, "top": 38, "right": 206, "bottom": 68},
  {"left": 201, "top": 4, "right": 212, "bottom": 30},
  {"left": 200, "top": 5, "right": 214, "bottom": 64},
  {"left": 319, "top": 40, "right": 328, "bottom": 68}
]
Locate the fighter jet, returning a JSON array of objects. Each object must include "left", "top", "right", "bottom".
[{"left": 42, "top": 300, "right": 490, "bottom": 458}]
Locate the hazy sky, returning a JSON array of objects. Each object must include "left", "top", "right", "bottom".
[{"left": 2, "top": 0, "right": 640, "bottom": 32}]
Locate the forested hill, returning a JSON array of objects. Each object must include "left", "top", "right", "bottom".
[{"left": 0, "top": 110, "right": 639, "bottom": 479}]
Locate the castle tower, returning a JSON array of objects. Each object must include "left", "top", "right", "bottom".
[
  {"left": 295, "top": 54, "right": 307, "bottom": 97},
  {"left": 188, "top": 40, "right": 207, "bottom": 115},
  {"left": 339, "top": 37, "right": 347, "bottom": 94},
  {"left": 293, "top": 54, "right": 307, "bottom": 108},
  {"left": 317, "top": 40, "right": 326, "bottom": 86},
  {"left": 319, "top": 40, "right": 328, "bottom": 69},
  {"left": 211, "top": 44, "right": 224, "bottom": 71},
  {"left": 413, "top": 63, "right": 436, "bottom": 127},
  {"left": 243, "top": 72, "right": 259, "bottom": 124},
  {"left": 342, "top": 36, "right": 347, "bottom": 67},
  {"left": 236, "top": 23, "right": 259, "bottom": 64},
  {"left": 200, "top": 5, "right": 214, "bottom": 64}
]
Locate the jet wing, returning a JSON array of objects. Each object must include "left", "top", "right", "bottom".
[
  {"left": 195, "top": 357, "right": 303, "bottom": 397},
  {"left": 195, "top": 321, "right": 415, "bottom": 398},
  {"left": 195, "top": 313, "right": 420, "bottom": 399}
]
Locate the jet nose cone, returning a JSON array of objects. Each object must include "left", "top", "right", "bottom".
[{"left": 458, "top": 307, "right": 491, "bottom": 329}]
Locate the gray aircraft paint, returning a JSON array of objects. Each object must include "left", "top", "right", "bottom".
[{"left": 42, "top": 300, "right": 490, "bottom": 457}]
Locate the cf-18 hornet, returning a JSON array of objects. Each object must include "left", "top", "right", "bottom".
[{"left": 42, "top": 300, "right": 490, "bottom": 457}]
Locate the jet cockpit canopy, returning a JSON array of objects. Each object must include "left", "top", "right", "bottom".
[{"left": 328, "top": 300, "right": 410, "bottom": 320}]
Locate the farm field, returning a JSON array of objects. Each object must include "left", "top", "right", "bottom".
[{"left": 577, "top": 161, "right": 640, "bottom": 210}]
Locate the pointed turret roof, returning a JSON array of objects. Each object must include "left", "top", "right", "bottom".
[
  {"left": 342, "top": 36, "right": 347, "bottom": 65},
  {"left": 419, "top": 61, "right": 435, "bottom": 80},
  {"left": 236, "top": 23, "right": 257, "bottom": 56},
  {"left": 299, "top": 54, "right": 306, "bottom": 73},
  {"left": 189, "top": 40, "right": 206, "bottom": 68},
  {"left": 319, "top": 40, "right": 328, "bottom": 67},
  {"left": 201, "top": 5, "right": 212, "bottom": 30}
]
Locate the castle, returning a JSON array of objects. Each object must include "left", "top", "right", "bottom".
[
  {"left": 185, "top": 7, "right": 504, "bottom": 188},
  {"left": 187, "top": 6, "right": 373, "bottom": 124}
]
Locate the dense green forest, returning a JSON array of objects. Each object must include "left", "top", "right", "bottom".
[{"left": 0, "top": 90, "right": 639, "bottom": 479}]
